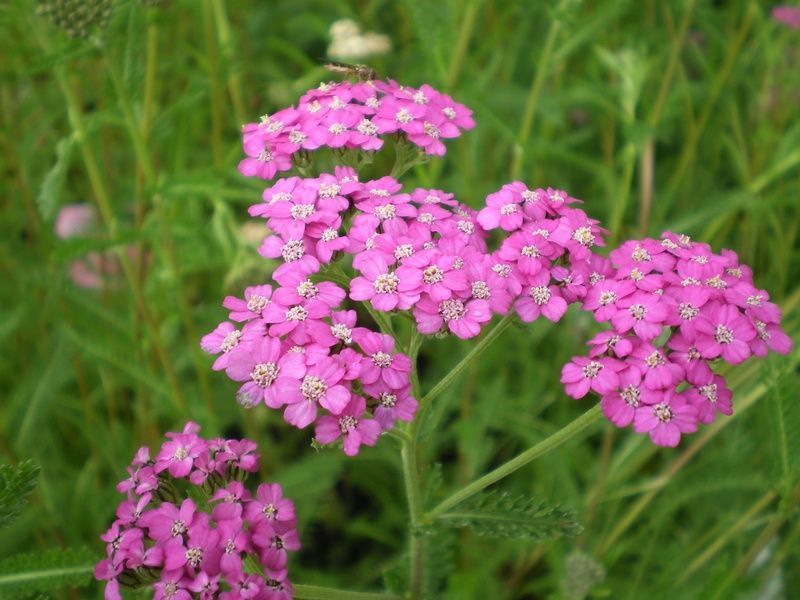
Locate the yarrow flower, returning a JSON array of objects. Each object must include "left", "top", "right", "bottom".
[
  {"left": 237, "top": 79, "right": 475, "bottom": 182},
  {"left": 95, "top": 422, "right": 299, "bottom": 599},
  {"left": 563, "top": 232, "right": 791, "bottom": 447}
]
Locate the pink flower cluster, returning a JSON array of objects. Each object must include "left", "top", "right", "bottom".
[
  {"left": 239, "top": 80, "right": 475, "bottom": 180},
  {"left": 206, "top": 78, "right": 617, "bottom": 451},
  {"left": 201, "top": 239, "right": 416, "bottom": 454},
  {"left": 95, "top": 423, "right": 299, "bottom": 600},
  {"left": 477, "top": 184, "right": 607, "bottom": 324},
  {"left": 561, "top": 232, "right": 792, "bottom": 447}
]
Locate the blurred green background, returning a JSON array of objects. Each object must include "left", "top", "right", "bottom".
[{"left": 1, "top": 0, "right": 799, "bottom": 598}]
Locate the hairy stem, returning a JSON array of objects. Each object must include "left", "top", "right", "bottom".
[
  {"left": 421, "top": 314, "right": 514, "bottom": 406},
  {"left": 426, "top": 404, "right": 602, "bottom": 521}
]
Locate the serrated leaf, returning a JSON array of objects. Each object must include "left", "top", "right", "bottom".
[
  {"left": 0, "top": 461, "right": 40, "bottom": 529},
  {"left": 37, "top": 135, "right": 75, "bottom": 221},
  {"left": 0, "top": 547, "right": 95, "bottom": 599},
  {"left": 437, "top": 490, "right": 582, "bottom": 540}
]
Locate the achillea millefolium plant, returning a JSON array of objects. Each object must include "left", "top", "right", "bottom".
[{"left": 90, "top": 72, "right": 791, "bottom": 599}]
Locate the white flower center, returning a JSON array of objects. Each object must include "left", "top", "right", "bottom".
[
  {"left": 221, "top": 330, "right": 242, "bottom": 352},
  {"left": 471, "top": 281, "right": 490, "bottom": 299},
  {"left": 572, "top": 226, "right": 595, "bottom": 246},
  {"left": 438, "top": 299, "right": 466, "bottom": 322},
  {"left": 621, "top": 385, "right": 640, "bottom": 407},
  {"left": 500, "top": 203, "right": 518, "bottom": 216},
  {"left": 645, "top": 351, "right": 665, "bottom": 368},
  {"left": 654, "top": 402, "right": 673, "bottom": 423},
  {"left": 599, "top": 291, "right": 617, "bottom": 306},
  {"left": 372, "top": 352, "right": 392, "bottom": 368},
  {"left": 301, "top": 375, "right": 327, "bottom": 401},
  {"left": 374, "top": 272, "right": 399, "bottom": 294},
  {"left": 714, "top": 324, "right": 734, "bottom": 344},
  {"left": 339, "top": 415, "right": 358, "bottom": 433},
  {"left": 375, "top": 203, "right": 396, "bottom": 220},
  {"left": 251, "top": 362, "right": 279, "bottom": 387},
  {"left": 286, "top": 306, "right": 308, "bottom": 322},
  {"left": 629, "top": 304, "right": 646, "bottom": 320},
  {"left": 379, "top": 392, "right": 397, "bottom": 407},
  {"left": 582, "top": 361, "right": 602, "bottom": 379},
  {"left": 281, "top": 240, "right": 305, "bottom": 262},
  {"left": 530, "top": 286, "right": 551, "bottom": 305},
  {"left": 423, "top": 265, "right": 444, "bottom": 284},
  {"left": 297, "top": 280, "right": 318, "bottom": 299},
  {"left": 319, "top": 183, "right": 341, "bottom": 198},
  {"left": 331, "top": 323, "right": 352, "bottom": 344},
  {"left": 247, "top": 294, "right": 269, "bottom": 313}
]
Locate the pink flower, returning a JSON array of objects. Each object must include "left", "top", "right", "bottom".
[
  {"left": 272, "top": 265, "right": 345, "bottom": 308},
  {"left": 560, "top": 356, "right": 625, "bottom": 399},
  {"left": 350, "top": 253, "right": 419, "bottom": 311},
  {"left": 365, "top": 384, "right": 418, "bottom": 430},
  {"left": 773, "top": 6, "right": 800, "bottom": 29},
  {"left": 315, "top": 395, "right": 382, "bottom": 456},
  {"left": 223, "top": 284, "right": 273, "bottom": 322},
  {"left": 226, "top": 338, "right": 306, "bottom": 409},
  {"left": 582, "top": 279, "right": 636, "bottom": 322},
  {"left": 628, "top": 343, "right": 684, "bottom": 390},
  {"left": 477, "top": 186, "right": 524, "bottom": 232},
  {"left": 252, "top": 520, "right": 301, "bottom": 576},
  {"left": 514, "top": 271, "right": 568, "bottom": 323},
  {"left": 414, "top": 296, "right": 492, "bottom": 339},
  {"left": 201, "top": 322, "right": 245, "bottom": 371},
  {"left": 353, "top": 330, "right": 412, "bottom": 389},
  {"left": 633, "top": 389, "right": 698, "bottom": 447},
  {"left": 666, "top": 332, "right": 713, "bottom": 385},
  {"left": 245, "top": 483, "right": 296, "bottom": 526},
  {"left": 685, "top": 374, "right": 733, "bottom": 424},
  {"left": 611, "top": 291, "right": 669, "bottom": 341},
  {"left": 750, "top": 319, "right": 793, "bottom": 357},
  {"left": 279, "top": 356, "right": 351, "bottom": 428},
  {"left": 155, "top": 428, "right": 204, "bottom": 478},
  {"left": 694, "top": 304, "right": 756, "bottom": 364},
  {"left": 261, "top": 296, "right": 330, "bottom": 339},
  {"left": 395, "top": 250, "right": 468, "bottom": 302},
  {"left": 600, "top": 368, "right": 644, "bottom": 427},
  {"left": 139, "top": 499, "right": 199, "bottom": 543},
  {"left": 55, "top": 203, "right": 94, "bottom": 238}
]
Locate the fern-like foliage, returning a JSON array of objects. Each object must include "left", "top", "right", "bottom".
[
  {"left": 0, "top": 547, "right": 95, "bottom": 599},
  {"left": 0, "top": 461, "right": 40, "bottom": 528},
  {"left": 438, "top": 491, "right": 582, "bottom": 540}
]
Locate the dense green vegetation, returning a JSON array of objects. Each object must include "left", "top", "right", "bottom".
[{"left": 1, "top": 0, "right": 798, "bottom": 598}]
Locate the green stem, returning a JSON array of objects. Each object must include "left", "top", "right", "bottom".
[
  {"left": 293, "top": 584, "right": 403, "bottom": 600},
  {"left": 400, "top": 330, "right": 425, "bottom": 598},
  {"left": 32, "top": 21, "right": 187, "bottom": 417},
  {"left": 445, "top": 0, "right": 480, "bottom": 90},
  {"left": 104, "top": 48, "right": 216, "bottom": 422},
  {"left": 401, "top": 438, "right": 424, "bottom": 599},
  {"left": 679, "top": 490, "right": 776, "bottom": 583},
  {"left": 510, "top": 2, "right": 565, "bottom": 179},
  {"left": 667, "top": 1, "right": 755, "bottom": 194},
  {"left": 426, "top": 404, "right": 602, "bottom": 521},
  {"left": 421, "top": 314, "right": 513, "bottom": 406}
]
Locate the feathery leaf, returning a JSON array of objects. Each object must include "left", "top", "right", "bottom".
[
  {"left": 0, "top": 461, "right": 40, "bottom": 529},
  {"left": 0, "top": 547, "right": 95, "bottom": 599},
  {"left": 437, "top": 490, "right": 582, "bottom": 540}
]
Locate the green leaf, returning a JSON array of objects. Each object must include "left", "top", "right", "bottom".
[
  {"left": 437, "top": 490, "right": 582, "bottom": 540},
  {"left": 0, "top": 547, "right": 95, "bottom": 599},
  {"left": 0, "top": 461, "right": 40, "bottom": 529},
  {"left": 37, "top": 135, "right": 75, "bottom": 221}
]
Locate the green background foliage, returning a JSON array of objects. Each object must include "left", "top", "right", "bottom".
[{"left": 1, "top": 0, "right": 799, "bottom": 598}]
